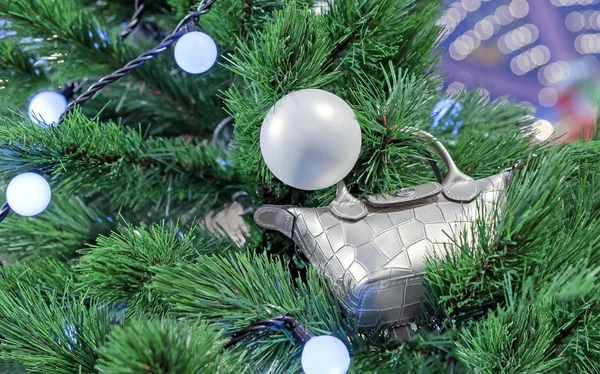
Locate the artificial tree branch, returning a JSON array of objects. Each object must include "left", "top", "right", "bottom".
[{"left": 0, "top": 111, "right": 238, "bottom": 212}]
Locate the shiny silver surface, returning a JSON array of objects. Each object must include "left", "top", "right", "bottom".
[{"left": 255, "top": 129, "right": 516, "bottom": 329}]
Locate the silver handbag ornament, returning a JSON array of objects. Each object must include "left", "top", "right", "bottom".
[{"left": 255, "top": 128, "right": 520, "bottom": 331}]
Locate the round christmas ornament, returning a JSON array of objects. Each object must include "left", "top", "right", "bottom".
[
  {"left": 174, "top": 31, "right": 218, "bottom": 74},
  {"left": 301, "top": 335, "right": 350, "bottom": 374},
  {"left": 260, "top": 89, "right": 362, "bottom": 191},
  {"left": 255, "top": 127, "right": 524, "bottom": 335},
  {"left": 6, "top": 172, "right": 52, "bottom": 216},
  {"left": 28, "top": 90, "right": 68, "bottom": 127}
]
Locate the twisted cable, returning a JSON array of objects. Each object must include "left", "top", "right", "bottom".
[
  {"left": 120, "top": 0, "right": 149, "bottom": 40},
  {"left": 0, "top": 202, "right": 10, "bottom": 223},
  {"left": 60, "top": 0, "right": 218, "bottom": 122},
  {"left": 224, "top": 314, "right": 314, "bottom": 348}
]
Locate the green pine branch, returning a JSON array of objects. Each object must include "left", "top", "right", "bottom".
[
  {"left": 0, "top": 264, "right": 112, "bottom": 374},
  {"left": 457, "top": 263, "right": 600, "bottom": 373},
  {"left": 326, "top": 0, "right": 442, "bottom": 89},
  {"left": 0, "top": 193, "right": 120, "bottom": 262},
  {"left": 0, "top": 0, "right": 113, "bottom": 65},
  {"left": 96, "top": 319, "right": 242, "bottom": 374},
  {"left": 76, "top": 222, "right": 236, "bottom": 319},
  {"left": 225, "top": 3, "right": 341, "bottom": 202},
  {"left": 0, "top": 39, "right": 47, "bottom": 79},
  {"left": 0, "top": 39, "right": 51, "bottom": 110},
  {"left": 350, "top": 329, "right": 464, "bottom": 373},
  {"left": 151, "top": 251, "right": 362, "bottom": 373},
  {"left": 226, "top": 0, "right": 529, "bottom": 206},
  {"left": 0, "top": 111, "right": 238, "bottom": 212},
  {"left": 424, "top": 148, "right": 576, "bottom": 327},
  {"left": 0, "top": 0, "right": 318, "bottom": 135}
]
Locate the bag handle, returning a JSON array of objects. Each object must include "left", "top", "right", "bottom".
[
  {"left": 403, "top": 127, "right": 479, "bottom": 200},
  {"left": 331, "top": 127, "right": 480, "bottom": 220}
]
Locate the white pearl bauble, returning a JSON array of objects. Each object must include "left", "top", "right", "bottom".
[
  {"left": 301, "top": 335, "right": 351, "bottom": 374},
  {"left": 260, "top": 89, "right": 362, "bottom": 190},
  {"left": 28, "top": 91, "right": 68, "bottom": 127},
  {"left": 174, "top": 31, "right": 218, "bottom": 74},
  {"left": 6, "top": 173, "right": 52, "bottom": 216}
]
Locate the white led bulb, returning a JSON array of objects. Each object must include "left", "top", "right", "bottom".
[
  {"left": 6, "top": 173, "right": 52, "bottom": 216},
  {"left": 174, "top": 31, "right": 218, "bottom": 74},
  {"left": 28, "top": 90, "right": 68, "bottom": 127},
  {"left": 301, "top": 335, "right": 350, "bottom": 374}
]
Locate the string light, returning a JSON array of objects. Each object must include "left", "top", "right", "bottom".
[
  {"left": 566, "top": 11, "right": 585, "bottom": 32},
  {"left": 495, "top": 5, "right": 514, "bottom": 25},
  {"left": 531, "top": 119, "right": 555, "bottom": 142},
  {"left": 447, "top": 1, "right": 534, "bottom": 61},
  {"left": 474, "top": 18, "right": 494, "bottom": 40},
  {"left": 60, "top": 0, "right": 219, "bottom": 121},
  {"left": 566, "top": 11, "right": 600, "bottom": 32},
  {"left": 5, "top": 173, "right": 52, "bottom": 217},
  {"left": 225, "top": 315, "right": 351, "bottom": 374},
  {"left": 431, "top": 98, "right": 463, "bottom": 134},
  {"left": 28, "top": 90, "right": 68, "bottom": 127},
  {"left": 461, "top": 0, "right": 481, "bottom": 12},
  {"left": 173, "top": 31, "right": 218, "bottom": 74},
  {"left": 509, "top": 0, "right": 529, "bottom": 19},
  {"left": 446, "top": 81, "right": 466, "bottom": 94},
  {"left": 437, "top": 1, "right": 475, "bottom": 40},
  {"left": 301, "top": 336, "right": 351, "bottom": 374}
]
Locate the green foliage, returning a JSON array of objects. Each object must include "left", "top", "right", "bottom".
[
  {"left": 0, "top": 0, "right": 113, "bottom": 65},
  {"left": 0, "top": 111, "right": 237, "bottom": 212},
  {"left": 438, "top": 92, "right": 533, "bottom": 138},
  {"left": 151, "top": 251, "right": 361, "bottom": 373},
  {"left": 96, "top": 319, "right": 241, "bottom": 374},
  {"left": 457, "top": 263, "right": 600, "bottom": 373},
  {"left": 77, "top": 223, "right": 234, "bottom": 318},
  {"left": 457, "top": 301, "right": 562, "bottom": 373},
  {"left": 325, "top": 0, "right": 442, "bottom": 88},
  {"left": 450, "top": 126, "right": 534, "bottom": 179},
  {"left": 226, "top": 0, "right": 527, "bottom": 205},
  {"left": 2, "top": 0, "right": 599, "bottom": 372},
  {"left": 0, "top": 39, "right": 50, "bottom": 109},
  {"left": 0, "top": 263, "right": 112, "bottom": 374},
  {"left": 351, "top": 330, "right": 465, "bottom": 373},
  {"left": 226, "top": 3, "right": 338, "bottom": 201},
  {"left": 0, "top": 258, "right": 74, "bottom": 294},
  {"left": 421, "top": 144, "right": 600, "bottom": 372},
  {"left": 424, "top": 149, "right": 574, "bottom": 326},
  {"left": 0, "top": 193, "right": 118, "bottom": 261},
  {"left": 349, "top": 67, "right": 441, "bottom": 195},
  {"left": 169, "top": 0, "right": 195, "bottom": 18}
]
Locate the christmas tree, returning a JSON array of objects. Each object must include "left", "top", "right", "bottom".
[{"left": 0, "top": 0, "right": 599, "bottom": 373}]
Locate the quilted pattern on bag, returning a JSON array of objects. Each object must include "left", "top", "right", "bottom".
[{"left": 286, "top": 172, "right": 508, "bottom": 328}]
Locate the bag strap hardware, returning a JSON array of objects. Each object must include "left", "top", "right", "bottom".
[{"left": 328, "top": 128, "right": 481, "bottom": 220}]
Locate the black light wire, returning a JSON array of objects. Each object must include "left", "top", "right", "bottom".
[
  {"left": 120, "top": 0, "right": 150, "bottom": 39},
  {"left": 59, "top": 0, "right": 218, "bottom": 122},
  {"left": 0, "top": 0, "right": 219, "bottom": 223},
  {"left": 224, "top": 314, "right": 315, "bottom": 349},
  {"left": 0, "top": 202, "right": 9, "bottom": 222}
]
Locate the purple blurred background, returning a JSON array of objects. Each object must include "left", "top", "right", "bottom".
[{"left": 438, "top": 0, "right": 600, "bottom": 141}]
